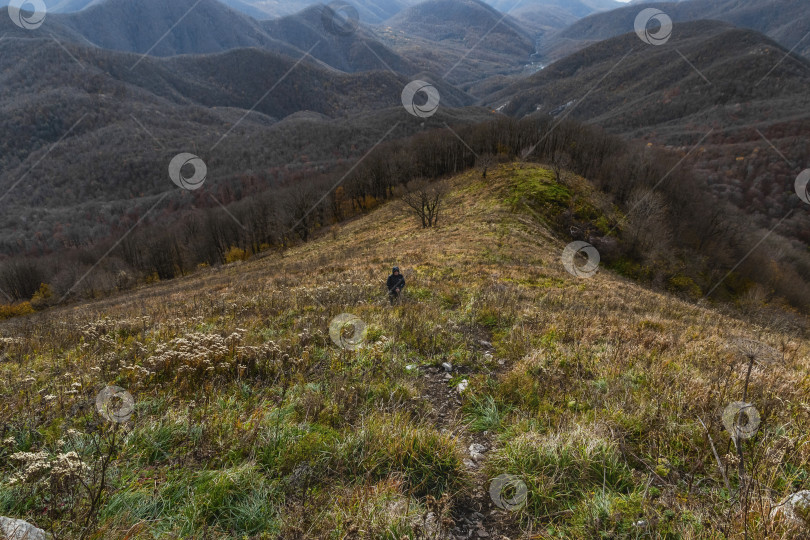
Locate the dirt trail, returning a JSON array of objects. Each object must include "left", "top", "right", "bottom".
[{"left": 415, "top": 342, "right": 524, "bottom": 540}]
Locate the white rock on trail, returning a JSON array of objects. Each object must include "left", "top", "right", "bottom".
[
  {"left": 469, "top": 443, "right": 487, "bottom": 461},
  {"left": 457, "top": 379, "right": 469, "bottom": 392},
  {"left": 441, "top": 362, "right": 452, "bottom": 372},
  {"left": 775, "top": 490, "right": 810, "bottom": 530},
  {"left": 0, "top": 517, "right": 50, "bottom": 540}
]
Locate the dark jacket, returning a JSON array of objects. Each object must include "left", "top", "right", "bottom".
[{"left": 387, "top": 273, "right": 405, "bottom": 294}]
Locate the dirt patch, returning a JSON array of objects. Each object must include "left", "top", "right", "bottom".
[{"left": 415, "top": 347, "right": 524, "bottom": 539}]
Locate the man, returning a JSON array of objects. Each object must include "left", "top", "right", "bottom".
[{"left": 386, "top": 266, "right": 405, "bottom": 305}]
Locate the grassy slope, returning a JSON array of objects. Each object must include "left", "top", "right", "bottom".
[{"left": 0, "top": 164, "right": 808, "bottom": 539}]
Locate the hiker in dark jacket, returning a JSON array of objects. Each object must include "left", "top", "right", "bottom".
[{"left": 386, "top": 266, "right": 405, "bottom": 305}]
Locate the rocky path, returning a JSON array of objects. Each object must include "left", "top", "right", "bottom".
[{"left": 413, "top": 342, "right": 524, "bottom": 540}]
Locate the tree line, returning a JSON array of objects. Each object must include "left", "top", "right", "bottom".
[{"left": 2, "top": 115, "right": 809, "bottom": 313}]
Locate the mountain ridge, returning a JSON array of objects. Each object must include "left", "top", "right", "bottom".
[
  {"left": 489, "top": 19, "right": 810, "bottom": 260},
  {"left": 543, "top": 0, "right": 810, "bottom": 62},
  {"left": 2, "top": 0, "right": 418, "bottom": 76},
  {"left": 2, "top": 159, "right": 807, "bottom": 538},
  {"left": 0, "top": 33, "right": 484, "bottom": 254}
]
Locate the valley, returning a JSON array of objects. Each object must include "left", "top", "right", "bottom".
[{"left": 0, "top": 0, "right": 808, "bottom": 538}]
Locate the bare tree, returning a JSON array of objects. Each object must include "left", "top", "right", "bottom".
[
  {"left": 401, "top": 180, "right": 446, "bottom": 228},
  {"left": 625, "top": 188, "right": 672, "bottom": 260},
  {"left": 551, "top": 148, "right": 572, "bottom": 184},
  {"left": 477, "top": 155, "right": 494, "bottom": 179}
]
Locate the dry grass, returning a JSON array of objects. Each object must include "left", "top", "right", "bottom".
[{"left": 0, "top": 163, "right": 808, "bottom": 539}]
